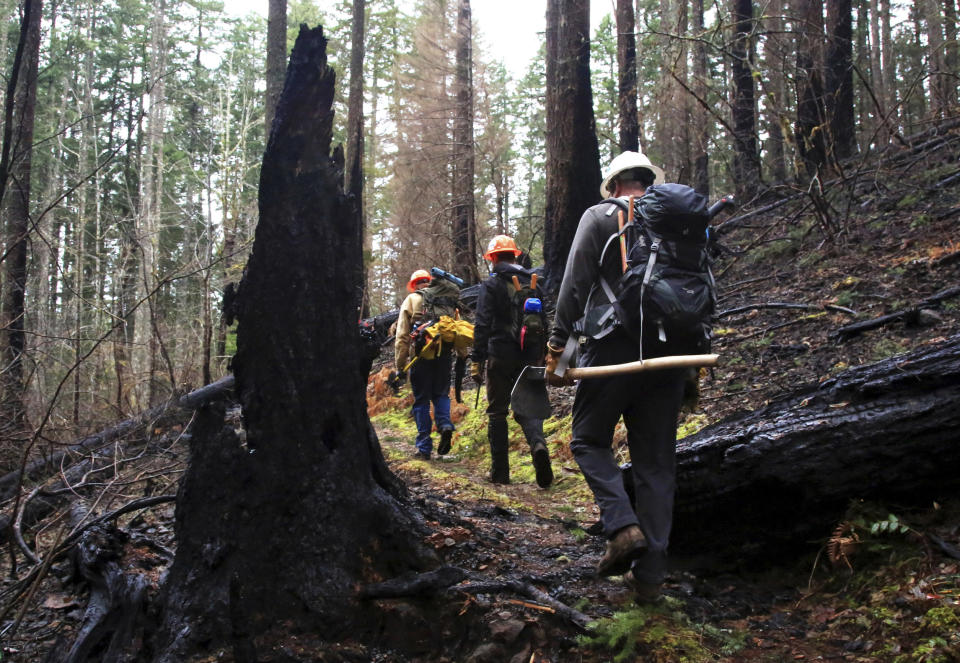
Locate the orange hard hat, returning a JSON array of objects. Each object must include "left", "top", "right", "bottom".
[
  {"left": 483, "top": 235, "right": 522, "bottom": 261},
  {"left": 407, "top": 269, "right": 431, "bottom": 292}
]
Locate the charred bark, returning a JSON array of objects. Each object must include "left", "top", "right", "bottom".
[
  {"left": 150, "top": 27, "right": 436, "bottom": 661},
  {"left": 667, "top": 335, "right": 960, "bottom": 562},
  {"left": 544, "top": 0, "right": 602, "bottom": 295},
  {"left": 345, "top": 0, "right": 366, "bottom": 314},
  {"left": 826, "top": 0, "right": 855, "bottom": 161},
  {"left": 451, "top": 0, "right": 477, "bottom": 283},
  {"left": 730, "top": 0, "right": 759, "bottom": 199},
  {"left": 615, "top": 0, "right": 639, "bottom": 152},
  {"left": 795, "top": 0, "right": 827, "bottom": 178},
  {"left": 56, "top": 522, "right": 169, "bottom": 663}
]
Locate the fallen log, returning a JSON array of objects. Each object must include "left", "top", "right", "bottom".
[
  {"left": 0, "top": 376, "right": 232, "bottom": 550},
  {"left": 0, "top": 375, "right": 234, "bottom": 506},
  {"left": 666, "top": 334, "right": 960, "bottom": 563},
  {"left": 832, "top": 286, "right": 960, "bottom": 340}
]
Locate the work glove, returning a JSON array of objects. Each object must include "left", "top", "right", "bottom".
[
  {"left": 386, "top": 369, "right": 405, "bottom": 396},
  {"left": 545, "top": 343, "right": 575, "bottom": 387},
  {"left": 470, "top": 360, "right": 485, "bottom": 385}
]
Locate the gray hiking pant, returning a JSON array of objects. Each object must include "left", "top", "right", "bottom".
[
  {"left": 571, "top": 332, "right": 685, "bottom": 585},
  {"left": 486, "top": 356, "right": 545, "bottom": 449}
]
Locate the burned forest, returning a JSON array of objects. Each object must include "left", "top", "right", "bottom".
[{"left": 2, "top": 1, "right": 960, "bottom": 662}]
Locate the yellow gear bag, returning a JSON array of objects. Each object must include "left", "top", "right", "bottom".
[{"left": 419, "top": 315, "right": 474, "bottom": 359}]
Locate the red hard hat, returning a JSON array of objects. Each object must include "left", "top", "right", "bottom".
[
  {"left": 483, "top": 235, "right": 522, "bottom": 261},
  {"left": 407, "top": 269, "right": 431, "bottom": 292}
]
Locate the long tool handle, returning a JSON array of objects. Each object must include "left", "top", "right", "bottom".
[{"left": 565, "top": 353, "right": 718, "bottom": 379}]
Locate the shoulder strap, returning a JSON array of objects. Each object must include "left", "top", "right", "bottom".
[{"left": 597, "top": 197, "right": 640, "bottom": 269}]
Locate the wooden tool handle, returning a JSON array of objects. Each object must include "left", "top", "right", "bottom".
[{"left": 566, "top": 354, "right": 718, "bottom": 379}]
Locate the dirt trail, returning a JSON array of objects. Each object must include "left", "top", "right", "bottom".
[{"left": 373, "top": 419, "right": 863, "bottom": 662}]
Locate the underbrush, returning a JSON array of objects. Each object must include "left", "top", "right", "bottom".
[
  {"left": 803, "top": 500, "right": 960, "bottom": 662},
  {"left": 580, "top": 597, "right": 747, "bottom": 662}
]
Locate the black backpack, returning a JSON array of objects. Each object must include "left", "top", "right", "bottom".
[
  {"left": 601, "top": 184, "right": 715, "bottom": 355},
  {"left": 499, "top": 269, "right": 547, "bottom": 363}
]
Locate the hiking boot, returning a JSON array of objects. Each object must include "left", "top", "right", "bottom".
[
  {"left": 597, "top": 525, "right": 647, "bottom": 577},
  {"left": 488, "top": 471, "right": 510, "bottom": 485},
  {"left": 489, "top": 418, "right": 510, "bottom": 484},
  {"left": 623, "top": 569, "right": 662, "bottom": 603},
  {"left": 437, "top": 427, "right": 454, "bottom": 455},
  {"left": 531, "top": 441, "right": 553, "bottom": 488},
  {"left": 413, "top": 450, "right": 431, "bottom": 461}
]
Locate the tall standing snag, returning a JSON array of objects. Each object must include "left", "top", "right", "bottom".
[
  {"left": 152, "top": 26, "right": 435, "bottom": 661},
  {"left": 544, "top": 0, "right": 602, "bottom": 294},
  {"left": 0, "top": 0, "right": 42, "bottom": 444}
]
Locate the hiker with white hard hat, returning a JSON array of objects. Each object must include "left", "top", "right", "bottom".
[{"left": 545, "top": 150, "right": 685, "bottom": 603}]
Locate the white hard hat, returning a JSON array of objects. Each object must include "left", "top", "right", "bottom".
[{"left": 600, "top": 151, "right": 665, "bottom": 198}]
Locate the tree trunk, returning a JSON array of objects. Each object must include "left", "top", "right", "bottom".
[
  {"left": 113, "top": 69, "right": 142, "bottom": 416},
  {"left": 907, "top": 3, "right": 928, "bottom": 130},
  {"left": 0, "top": 0, "right": 42, "bottom": 442},
  {"left": 691, "top": 0, "right": 710, "bottom": 195},
  {"left": 151, "top": 27, "right": 435, "bottom": 661},
  {"left": 795, "top": 0, "right": 828, "bottom": 178},
  {"left": 868, "top": 0, "right": 887, "bottom": 138},
  {"left": 451, "top": 0, "right": 477, "bottom": 283},
  {"left": 826, "top": 0, "right": 855, "bottom": 161},
  {"left": 669, "top": 335, "right": 960, "bottom": 561},
  {"left": 615, "top": 0, "right": 639, "bottom": 152},
  {"left": 762, "top": 0, "right": 790, "bottom": 183},
  {"left": 925, "top": 0, "right": 947, "bottom": 119},
  {"left": 544, "top": 0, "right": 602, "bottom": 294},
  {"left": 730, "top": 0, "right": 759, "bottom": 199},
  {"left": 265, "top": 0, "right": 287, "bottom": 134},
  {"left": 345, "top": 0, "right": 367, "bottom": 312},
  {"left": 943, "top": 0, "right": 959, "bottom": 109},
  {"left": 880, "top": 0, "right": 897, "bottom": 133},
  {"left": 137, "top": 0, "right": 168, "bottom": 408}
]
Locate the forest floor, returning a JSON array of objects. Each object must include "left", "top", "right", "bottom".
[
  {"left": 363, "top": 373, "right": 960, "bottom": 663},
  {"left": 3, "top": 143, "right": 960, "bottom": 661}
]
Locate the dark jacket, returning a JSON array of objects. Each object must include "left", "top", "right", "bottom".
[
  {"left": 472, "top": 262, "right": 534, "bottom": 364},
  {"left": 550, "top": 199, "right": 633, "bottom": 348}
]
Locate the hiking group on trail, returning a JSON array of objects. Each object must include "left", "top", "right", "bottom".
[{"left": 386, "top": 150, "right": 724, "bottom": 603}]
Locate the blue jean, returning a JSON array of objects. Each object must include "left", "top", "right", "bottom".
[{"left": 410, "top": 349, "right": 454, "bottom": 454}]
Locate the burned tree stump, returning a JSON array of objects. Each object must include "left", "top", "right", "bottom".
[
  {"left": 669, "top": 334, "right": 960, "bottom": 561},
  {"left": 151, "top": 26, "right": 437, "bottom": 661}
]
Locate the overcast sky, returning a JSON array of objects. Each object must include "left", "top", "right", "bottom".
[{"left": 224, "top": 1, "right": 611, "bottom": 79}]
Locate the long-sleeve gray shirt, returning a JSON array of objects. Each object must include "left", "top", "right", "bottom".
[{"left": 549, "top": 199, "right": 632, "bottom": 348}]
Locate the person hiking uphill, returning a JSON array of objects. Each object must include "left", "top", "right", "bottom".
[
  {"left": 395, "top": 269, "right": 463, "bottom": 459},
  {"left": 471, "top": 235, "right": 554, "bottom": 488},
  {"left": 545, "top": 151, "right": 687, "bottom": 601}
]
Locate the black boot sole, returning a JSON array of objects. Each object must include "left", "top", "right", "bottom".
[
  {"left": 438, "top": 429, "right": 453, "bottom": 455},
  {"left": 533, "top": 447, "right": 553, "bottom": 488}
]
